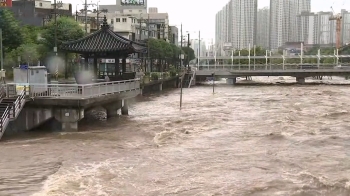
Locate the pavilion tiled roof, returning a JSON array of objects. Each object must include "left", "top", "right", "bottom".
[{"left": 60, "top": 16, "right": 147, "bottom": 54}]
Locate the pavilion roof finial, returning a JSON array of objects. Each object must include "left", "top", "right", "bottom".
[{"left": 101, "top": 15, "right": 109, "bottom": 29}]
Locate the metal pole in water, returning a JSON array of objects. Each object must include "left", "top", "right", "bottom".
[
  {"left": 212, "top": 73, "right": 215, "bottom": 94},
  {"left": 180, "top": 73, "right": 183, "bottom": 109}
]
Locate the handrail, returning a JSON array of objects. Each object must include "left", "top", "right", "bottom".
[
  {"left": 0, "top": 84, "right": 6, "bottom": 98},
  {"left": 7, "top": 79, "right": 140, "bottom": 87},
  {"left": 188, "top": 70, "right": 196, "bottom": 88},
  {"left": 0, "top": 106, "right": 10, "bottom": 133},
  {"left": 11, "top": 87, "right": 26, "bottom": 119}
]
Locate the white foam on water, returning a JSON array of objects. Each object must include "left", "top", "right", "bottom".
[{"left": 31, "top": 159, "right": 126, "bottom": 196}]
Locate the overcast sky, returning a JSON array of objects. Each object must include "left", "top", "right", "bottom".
[{"left": 59, "top": 0, "right": 348, "bottom": 43}]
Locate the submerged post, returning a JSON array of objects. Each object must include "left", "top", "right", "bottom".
[
  {"left": 212, "top": 73, "right": 215, "bottom": 94},
  {"left": 180, "top": 72, "right": 183, "bottom": 109}
]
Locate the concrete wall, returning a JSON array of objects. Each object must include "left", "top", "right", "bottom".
[
  {"left": 5, "top": 106, "right": 53, "bottom": 135},
  {"left": 142, "top": 77, "right": 178, "bottom": 95}
]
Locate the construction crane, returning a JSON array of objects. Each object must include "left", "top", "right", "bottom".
[{"left": 329, "top": 6, "right": 342, "bottom": 49}]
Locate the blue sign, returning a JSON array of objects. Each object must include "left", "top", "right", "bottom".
[{"left": 19, "top": 65, "right": 28, "bottom": 69}]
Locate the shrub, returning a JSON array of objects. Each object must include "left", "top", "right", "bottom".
[{"left": 151, "top": 72, "right": 158, "bottom": 80}]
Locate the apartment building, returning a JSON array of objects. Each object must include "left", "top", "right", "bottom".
[
  {"left": 257, "top": 7, "right": 270, "bottom": 49},
  {"left": 317, "top": 11, "right": 336, "bottom": 45},
  {"left": 269, "top": 0, "right": 311, "bottom": 49},
  {"left": 341, "top": 9, "right": 350, "bottom": 45},
  {"left": 297, "top": 11, "right": 318, "bottom": 45},
  {"left": 215, "top": 0, "right": 257, "bottom": 53},
  {"left": 231, "top": 0, "right": 257, "bottom": 50}
]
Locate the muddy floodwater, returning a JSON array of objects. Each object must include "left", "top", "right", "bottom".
[{"left": 1, "top": 77, "right": 350, "bottom": 195}]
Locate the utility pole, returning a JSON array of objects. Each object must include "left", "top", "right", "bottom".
[
  {"left": 180, "top": 23, "right": 182, "bottom": 68},
  {"left": 139, "top": 14, "right": 143, "bottom": 41},
  {"left": 147, "top": 14, "right": 150, "bottom": 72},
  {"left": 54, "top": 0, "right": 57, "bottom": 54},
  {"left": 0, "top": 29, "right": 3, "bottom": 72},
  {"left": 84, "top": 0, "right": 87, "bottom": 33},
  {"left": 198, "top": 30, "right": 200, "bottom": 68},
  {"left": 187, "top": 33, "right": 190, "bottom": 68}
]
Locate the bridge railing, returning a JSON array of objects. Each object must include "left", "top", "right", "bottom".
[
  {"left": 197, "top": 63, "right": 349, "bottom": 71},
  {"left": 7, "top": 79, "right": 140, "bottom": 98}
]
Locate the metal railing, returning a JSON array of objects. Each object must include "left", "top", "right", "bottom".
[
  {"left": 199, "top": 54, "right": 350, "bottom": 60},
  {"left": 0, "top": 88, "right": 26, "bottom": 133},
  {"left": 10, "top": 79, "right": 141, "bottom": 98},
  {"left": 0, "top": 84, "right": 5, "bottom": 99},
  {"left": 0, "top": 106, "right": 10, "bottom": 133},
  {"left": 197, "top": 63, "right": 350, "bottom": 71},
  {"left": 188, "top": 70, "right": 196, "bottom": 88},
  {"left": 10, "top": 87, "right": 26, "bottom": 119}
]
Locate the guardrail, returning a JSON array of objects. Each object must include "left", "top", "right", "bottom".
[
  {"left": 7, "top": 79, "right": 141, "bottom": 98},
  {"left": 198, "top": 64, "right": 349, "bottom": 71}
]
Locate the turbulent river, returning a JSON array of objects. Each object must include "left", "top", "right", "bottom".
[{"left": 1, "top": 76, "right": 350, "bottom": 195}]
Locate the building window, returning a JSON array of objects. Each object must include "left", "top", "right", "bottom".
[
  {"left": 116, "top": 18, "right": 120, "bottom": 22},
  {"left": 129, "top": 10, "right": 132, "bottom": 12},
  {"left": 122, "top": 18, "right": 127, "bottom": 22},
  {"left": 39, "top": 3, "right": 42, "bottom": 6},
  {"left": 111, "top": 19, "right": 114, "bottom": 24}
]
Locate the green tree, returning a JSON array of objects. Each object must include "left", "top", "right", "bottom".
[
  {"left": 181, "top": 46, "right": 195, "bottom": 65},
  {"left": 41, "top": 17, "right": 84, "bottom": 53},
  {"left": 0, "top": 9, "right": 24, "bottom": 51},
  {"left": 22, "top": 25, "right": 42, "bottom": 44}
]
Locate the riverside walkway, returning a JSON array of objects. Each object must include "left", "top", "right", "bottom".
[{"left": 0, "top": 79, "right": 141, "bottom": 139}]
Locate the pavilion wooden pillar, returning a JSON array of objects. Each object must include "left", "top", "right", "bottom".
[
  {"left": 84, "top": 54, "right": 89, "bottom": 70},
  {"left": 114, "top": 56, "right": 120, "bottom": 76},
  {"left": 122, "top": 56, "right": 127, "bottom": 73},
  {"left": 93, "top": 56, "right": 98, "bottom": 78},
  {"left": 64, "top": 53, "right": 68, "bottom": 79}
]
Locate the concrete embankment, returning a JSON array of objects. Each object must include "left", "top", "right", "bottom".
[{"left": 141, "top": 76, "right": 179, "bottom": 95}]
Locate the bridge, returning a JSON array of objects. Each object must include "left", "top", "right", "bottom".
[
  {"left": 199, "top": 54, "right": 350, "bottom": 60},
  {"left": 195, "top": 63, "right": 350, "bottom": 84}
]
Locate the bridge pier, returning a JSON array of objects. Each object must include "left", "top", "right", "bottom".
[
  {"left": 104, "top": 100, "right": 122, "bottom": 118},
  {"left": 54, "top": 108, "right": 84, "bottom": 131},
  {"left": 226, "top": 77, "right": 237, "bottom": 85},
  {"left": 296, "top": 77, "right": 305, "bottom": 84},
  {"left": 121, "top": 99, "right": 129, "bottom": 115}
]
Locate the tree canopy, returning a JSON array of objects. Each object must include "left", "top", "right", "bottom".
[
  {"left": 0, "top": 9, "right": 24, "bottom": 52},
  {"left": 41, "top": 16, "right": 84, "bottom": 53}
]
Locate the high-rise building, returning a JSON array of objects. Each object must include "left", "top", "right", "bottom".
[
  {"left": 231, "top": 0, "right": 257, "bottom": 50},
  {"left": 269, "top": 0, "right": 311, "bottom": 49},
  {"left": 257, "top": 7, "right": 270, "bottom": 49},
  {"left": 341, "top": 9, "right": 350, "bottom": 45},
  {"left": 297, "top": 11, "right": 318, "bottom": 45},
  {"left": 317, "top": 11, "right": 336, "bottom": 45},
  {"left": 215, "top": 0, "right": 257, "bottom": 52}
]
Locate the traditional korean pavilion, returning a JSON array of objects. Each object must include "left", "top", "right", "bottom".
[{"left": 60, "top": 15, "right": 147, "bottom": 81}]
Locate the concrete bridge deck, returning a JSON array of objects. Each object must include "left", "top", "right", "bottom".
[
  {"left": 195, "top": 64, "right": 350, "bottom": 84},
  {"left": 2, "top": 79, "right": 141, "bottom": 135}
]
